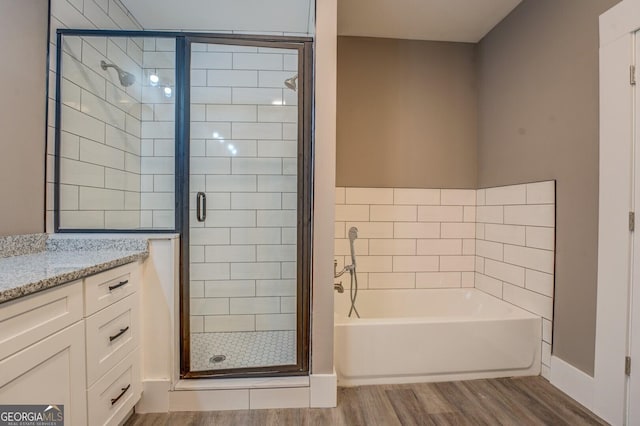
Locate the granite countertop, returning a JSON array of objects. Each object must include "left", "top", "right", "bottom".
[{"left": 0, "top": 234, "right": 149, "bottom": 304}]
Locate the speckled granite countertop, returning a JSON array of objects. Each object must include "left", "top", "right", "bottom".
[{"left": 0, "top": 234, "right": 149, "bottom": 304}]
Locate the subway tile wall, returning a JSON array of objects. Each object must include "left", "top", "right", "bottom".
[
  {"left": 48, "top": 0, "right": 143, "bottom": 230},
  {"left": 187, "top": 43, "right": 300, "bottom": 334},
  {"left": 475, "top": 181, "right": 555, "bottom": 378}
]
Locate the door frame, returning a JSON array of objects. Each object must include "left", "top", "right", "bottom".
[
  {"left": 595, "top": 1, "right": 640, "bottom": 425},
  {"left": 177, "top": 34, "right": 314, "bottom": 379}
]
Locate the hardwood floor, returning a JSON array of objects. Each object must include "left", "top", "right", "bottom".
[{"left": 124, "top": 377, "right": 607, "bottom": 425}]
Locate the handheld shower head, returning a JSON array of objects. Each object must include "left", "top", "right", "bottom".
[
  {"left": 348, "top": 226, "right": 358, "bottom": 267},
  {"left": 100, "top": 60, "right": 136, "bottom": 87},
  {"left": 284, "top": 74, "right": 298, "bottom": 91},
  {"left": 348, "top": 227, "right": 358, "bottom": 242}
]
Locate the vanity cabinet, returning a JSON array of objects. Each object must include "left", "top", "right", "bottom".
[{"left": 0, "top": 261, "right": 142, "bottom": 426}]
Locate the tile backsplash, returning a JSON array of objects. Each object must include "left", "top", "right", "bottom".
[{"left": 335, "top": 181, "right": 556, "bottom": 378}]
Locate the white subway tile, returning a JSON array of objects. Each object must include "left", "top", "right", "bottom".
[
  {"left": 258, "top": 70, "right": 296, "bottom": 87},
  {"left": 462, "top": 272, "right": 475, "bottom": 287},
  {"left": 207, "top": 105, "right": 257, "bottom": 122},
  {"left": 370, "top": 205, "right": 417, "bottom": 222},
  {"left": 283, "top": 54, "right": 298, "bottom": 71},
  {"left": 59, "top": 210, "right": 104, "bottom": 229},
  {"left": 257, "top": 210, "right": 296, "bottom": 227},
  {"left": 476, "top": 223, "right": 485, "bottom": 239},
  {"left": 190, "top": 69, "right": 207, "bottom": 86},
  {"left": 345, "top": 188, "right": 393, "bottom": 205},
  {"left": 62, "top": 105, "right": 105, "bottom": 143},
  {"left": 258, "top": 175, "right": 296, "bottom": 192},
  {"left": 207, "top": 139, "right": 256, "bottom": 157},
  {"left": 125, "top": 153, "right": 140, "bottom": 174},
  {"left": 232, "top": 158, "right": 281, "bottom": 174},
  {"left": 60, "top": 132, "right": 80, "bottom": 159},
  {"left": 154, "top": 139, "right": 175, "bottom": 157},
  {"left": 140, "top": 193, "right": 173, "bottom": 210},
  {"left": 256, "top": 280, "right": 296, "bottom": 297},
  {"left": 80, "top": 90, "right": 126, "bottom": 129},
  {"left": 281, "top": 297, "right": 296, "bottom": 314},
  {"left": 418, "top": 206, "right": 463, "bottom": 222},
  {"left": 233, "top": 53, "right": 282, "bottom": 70},
  {"left": 257, "top": 140, "right": 297, "bottom": 158},
  {"left": 475, "top": 256, "right": 485, "bottom": 274},
  {"left": 79, "top": 187, "right": 124, "bottom": 210},
  {"left": 204, "top": 315, "right": 255, "bottom": 332},
  {"left": 484, "top": 224, "right": 526, "bottom": 246},
  {"left": 282, "top": 159, "right": 297, "bottom": 176},
  {"left": 141, "top": 121, "right": 174, "bottom": 139},
  {"left": 417, "top": 239, "right": 462, "bottom": 255},
  {"left": 394, "top": 222, "right": 440, "bottom": 239},
  {"left": 233, "top": 88, "right": 282, "bottom": 105},
  {"left": 191, "top": 52, "right": 232, "bottom": 69},
  {"left": 205, "top": 281, "right": 255, "bottom": 298},
  {"left": 441, "top": 189, "right": 475, "bottom": 206},
  {"left": 368, "top": 272, "right": 415, "bottom": 289},
  {"left": 190, "top": 263, "right": 230, "bottom": 281},
  {"left": 441, "top": 223, "right": 475, "bottom": 239},
  {"left": 282, "top": 193, "right": 297, "bottom": 209},
  {"left": 191, "top": 139, "right": 206, "bottom": 157},
  {"left": 191, "top": 122, "right": 231, "bottom": 140},
  {"left": 231, "top": 228, "right": 280, "bottom": 245},
  {"left": 191, "top": 316, "right": 204, "bottom": 332},
  {"left": 232, "top": 123, "right": 282, "bottom": 140},
  {"left": 485, "top": 185, "right": 526, "bottom": 205},
  {"left": 526, "top": 226, "right": 555, "bottom": 250},
  {"left": 335, "top": 222, "right": 345, "bottom": 238},
  {"left": 283, "top": 123, "right": 297, "bottom": 139},
  {"left": 153, "top": 174, "right": 174, "bottom": 192},
  {"left": 152, "top": 211, "right": 174, "bottom": 228},
  {"left": 257, "top": 245, "right": 296, "bottom": 262},
  {"left": 526, "top": 181, "right": 555, "bottom": 204},
  {"left": 525, "top": 269, "right": 555, "bottom": 297},
  {"left": 504, "top": 245, "right": 554, "bottom": 274},
  {"left": 206, "top": 245, "right": 255, "bottom": 262},
  {"left": 369, "top": 239, "right": 415, "bottom": 256},
  {"left": 231, "top": 263, "right": 281, "bottom": 280},
  {"left": 463, "top": 239, "right": 476, "bottom": 255},
  {"left": 440, "top": 256, "right": 475, "bottom": 272},
  {"left": 464, "top": 206, "right": 476, "bottom": 222},
  {"left": 346, "top": 222, "right": 393, "bottom": 238},
  {"left": 60, "top": 158, "right": 104, "bottom": 187},
  {"left": 476, "top": 206, "right": 503, "bottom": 224},
  {"left": 191, "top": 87, "right": 232, "bottom": 104},
  {"left": 190, "top": 228, "right": 230, "bottom": 245},
  {"left": 59, "top": 184, "right": 79, "bottom": 210},
  {"left": 476, "top": 240, "right": 504, "bottom": 261},
  {"left": 104, "top": 211, "right": 139, "bottom": 228},
  {"left": 191, "top": 281, "right": 205, "bottom": 298},
  {"left": 335, "top": 238, "right": 369, "bottom": 256},
  {"left": 207, "top": 69, "right": 258, "bottom": 87},
  {"left": 484, "top": 259, "right": 525, "bottom": 287},
  {"left": 335, "top": 205, "right": 369, "bottom": 221},
  {"left": 258, "top": 105, "right": 297, "bottom": 123},
  {"left": 190, "top": 246, "right": 205, "bottom": 263},
  {"left": 392, "top": 256, "right": 438, "bottom": 272},
  {"left": 503, "top": 283, "right": 553, "bottom": 319},
  {"left": 105, "top": 125, "right": 140, "bottom": 155},
  {"left": 393, "top": 189, "right": 440, "bottom": 205},
  {"left": 207, "top": 175, "right": 256, "bottom": 192},
  {"left": 191, "top": 105, "right": 206, "bottom": 121},
  {"left": 504, "top": 205, "right": 555, "bottom": 227},
  {"left": 281, "top": 262, "right": 296, "bottom": 279},
  {"left": 475, "top": 273, "right": 502, "bottom": 298},
  {"left": 416, "top": 272, "right": 461, "bottom": 289},
  {"left": 232, "top": 193, "right": 281, "bottom": 209},
  {"left": 255, "top": 314, "right": 296, "bottom": 331},
  {"left": 355, "top": 256, "right": 393, "bottom": 272},
  {"left": 191, "top": 298, "right": 229, "bottom": 315}
]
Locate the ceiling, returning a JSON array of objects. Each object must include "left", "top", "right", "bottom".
[
  {"left": 338, "top": 0, "right": 523, "bottom": 43},
  {"left": 120, "top": 0, "right": 521, "bottom": 43},
  {"left": 120, "top": 0, "right": 315, "bottom": 34}
]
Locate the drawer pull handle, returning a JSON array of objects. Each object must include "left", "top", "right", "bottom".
[
  {"left": 110, "top": 384, "right": 131, "bottom": 405},
  {"left": 108, "top": 280, "right": 129, "bottom": 291},
  {"left": 109, "top": 327, "right": 129, "bottom": 342}
]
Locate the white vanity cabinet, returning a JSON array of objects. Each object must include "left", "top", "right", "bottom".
[{"left": 0, "top": 261, "right": 143, "bottom": 426}]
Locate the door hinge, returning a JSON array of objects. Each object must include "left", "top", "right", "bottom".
[
  {"left": 632, "top": 65, "right": 637, "bottom": 86},
  {"left": 630, "top": 212, "right": 635, "bottom": 231},
  {"left": 626, "top": 356, "right": 632, "bottom": 376}
]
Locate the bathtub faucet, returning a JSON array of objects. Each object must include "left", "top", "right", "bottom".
[
  {"left": 334, "top": 282, "right": 344, "bottom": 293},
  {"left": 334, "top": 259, "right": 355, "bottom": 278}
]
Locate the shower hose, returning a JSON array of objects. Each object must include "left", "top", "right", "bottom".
[{"left": 348, "top": 267, "right": 360, "bottom": 318}]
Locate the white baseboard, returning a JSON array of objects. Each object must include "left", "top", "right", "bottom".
[
  {"left": 549, "top": 356, "right": 595, "bottom": 411},
  {"left": 310, "top": 371, "right": 337, "bottom": 408},
  {"left": 136, "top": 379, "right": 171, "bottom": 413}
]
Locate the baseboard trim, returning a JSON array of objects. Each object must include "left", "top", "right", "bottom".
[
  {"left": 136, "top": 379, "right": 171, "bottom": 413},
  {"left": 310, "top": 371, "right": 337, "bottom": 408},
  {"left": 549, "top": 356, "right": 595, "bottom": 411}
]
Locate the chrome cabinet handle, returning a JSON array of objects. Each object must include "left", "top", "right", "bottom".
[
  {"left": 197, "top": 192, "right": 206, "bottom": 222},
  {"left": 109, "top": 326, "right": 129, "bottom": 342},
  {"left": 111, "top": 384, "right": 131, "bottom": 405}
]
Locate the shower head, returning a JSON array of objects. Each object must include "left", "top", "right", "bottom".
[
  {"left": 348, "top": 227, "right": 358, "bottom": 268},
  {"left": 284, "top": 74, "right": 298, "bottom": 91},
  {"left": 348, "top": 226, "right": 358, "bottom": 242},
  {"left": 100, "top": 60, "right": 136, "bottom": 87}
]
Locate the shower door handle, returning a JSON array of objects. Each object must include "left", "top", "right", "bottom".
[{"left": 196, "top": 192, "right": 206, "bottom": 222}]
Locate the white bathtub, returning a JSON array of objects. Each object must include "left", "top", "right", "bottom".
[{"left": 334, "top": 288, "right": 541, "bottom": 386}]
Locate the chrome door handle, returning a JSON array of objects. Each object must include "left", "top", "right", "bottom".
[{"left": 196, "top": 192, "right": 206, "bottom": 222}]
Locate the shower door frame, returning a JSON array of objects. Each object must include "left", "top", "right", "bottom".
[{"left": 179, "top": 35, "right": 313, "bottom": 379}]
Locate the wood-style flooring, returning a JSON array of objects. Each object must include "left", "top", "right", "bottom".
[{"left": 124, "top": 377, "right": 607, "bottom": 425}]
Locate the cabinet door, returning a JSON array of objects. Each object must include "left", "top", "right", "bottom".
[{"left": 0, "top": 322, "right": 87, "bottom": 426}]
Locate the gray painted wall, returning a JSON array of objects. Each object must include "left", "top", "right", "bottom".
[
  {"left": 0, "top": 0, "right": 48, "bottom": 236},
  {"left": 337, "top": 37, "right": 478, "bottom": 189},
  {"left": 477, "top": 0, "right": 619, "bottom": 375}
]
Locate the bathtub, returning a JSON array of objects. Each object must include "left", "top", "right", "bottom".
[{"left": 334, "top": 288, "right": 541, "bottom": 386}]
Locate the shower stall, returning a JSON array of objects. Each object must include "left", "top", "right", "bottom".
[{"left": 53, "top": 30, "right": 313, "bottom": 378}]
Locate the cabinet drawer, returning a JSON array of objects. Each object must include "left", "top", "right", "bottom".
[
  {"left": 0, "top": 280, "right": 83, "bottom": 361},
  {"left": 85, "top": 293, "right": 139, "bottom": 386},
  {"left": 87, "top": 348, "right": 140, "bottom": 426},
  {"left": 85, "top": 262, "right": 140, "bottom": 316}
]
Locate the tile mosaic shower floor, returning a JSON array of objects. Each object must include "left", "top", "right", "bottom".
[{"left": 190, "top": 331, "right": 296, "bottom": 371}]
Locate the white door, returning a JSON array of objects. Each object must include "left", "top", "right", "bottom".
[{"left": 630, "top": 30, "right": 640, "bottom": 426}]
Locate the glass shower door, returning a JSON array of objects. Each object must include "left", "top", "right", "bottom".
[{"left": 184, "top": 39, "right": 309, "bottom": 376}]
